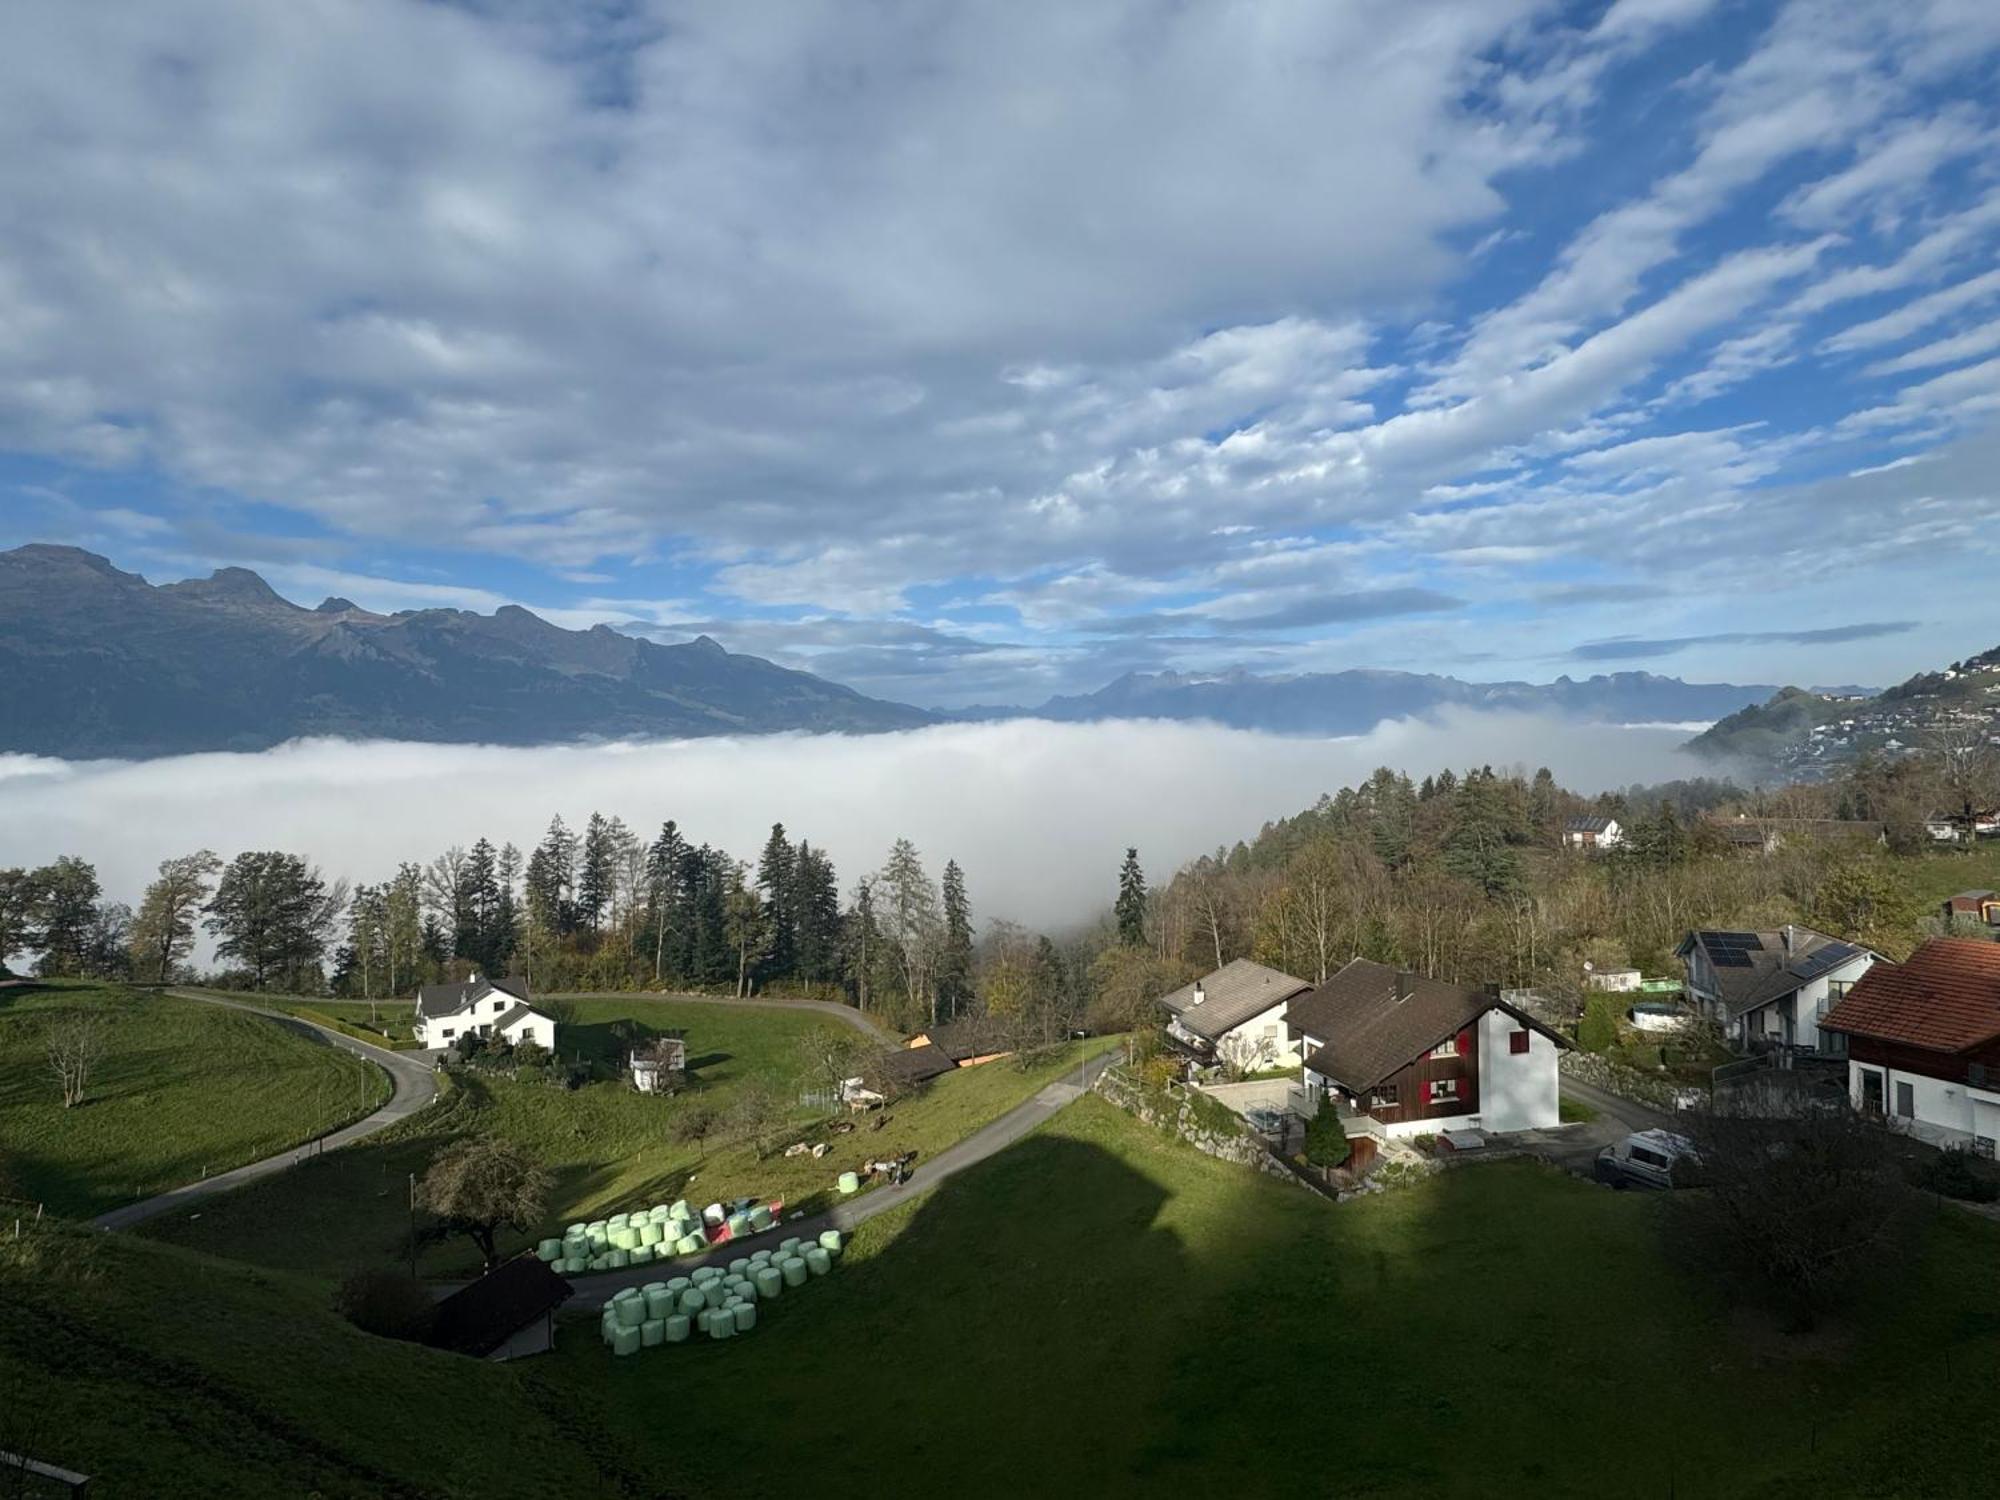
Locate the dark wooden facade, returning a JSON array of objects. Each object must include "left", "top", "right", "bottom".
[
  {"left": 1848, "top": 1033, "right": 2000, "bottom": 1088},
  {"left": 1354, "top": 1024, "right": 1481, "bottom": 1128}
]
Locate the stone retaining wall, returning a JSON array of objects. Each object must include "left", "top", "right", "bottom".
[
  {"left": 1559, "top": 1048, "right": 1682, "bottom": 1111},
  {"left": 1093, "top": 1068, "right": 1302, "bottom": 1186}
]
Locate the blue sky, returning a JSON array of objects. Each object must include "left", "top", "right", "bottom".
[{"left": 3, "top": 0, "right": 1999, "bottom": 707}]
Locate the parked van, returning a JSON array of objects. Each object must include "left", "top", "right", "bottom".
[{"left": 1594, "top": 1129, "right": 1698, "bottom": 1190}]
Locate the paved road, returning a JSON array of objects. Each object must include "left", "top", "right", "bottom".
[
  {"left": 90, "top": 990, "right": 441, "bottom": 1232},
  {"left": 1518, "top": 1076, "right": 1675, "bottom": 1174},
  {"left": 549, "top": 990, "right": 901, "bottom": 1046},
  {"left": 556, "top": 1045, "right": 1119, "bottom": 1307}
]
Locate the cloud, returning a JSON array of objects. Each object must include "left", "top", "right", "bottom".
[
  {"left": 1570, "top": 622, "right": 1921, "bottom": 660},
  {"left": 0, "top": 718, "right": 1704, "bottom": 956}
]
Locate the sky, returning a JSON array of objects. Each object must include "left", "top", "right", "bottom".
[{"left": 3, "top": 0, "right": 1999, "bottom": 708}]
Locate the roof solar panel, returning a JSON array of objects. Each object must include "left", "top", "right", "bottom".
[{"left": 1713, "top": 951, "right": 1753, "bottom": 968}]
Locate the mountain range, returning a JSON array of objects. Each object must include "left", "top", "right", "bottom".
[{"left": 2, "top": 544, "right": 1789, "bottom": 759}]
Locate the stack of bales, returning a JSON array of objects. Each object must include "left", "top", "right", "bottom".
[
  {"left": 541, "top": 1197, "right": 729, "bottom": 1274},
  {"left": 600, "top": 1229, "right": 846, "bottom": 1358}
]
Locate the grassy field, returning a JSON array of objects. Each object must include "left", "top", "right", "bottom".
[
  {"left": 541, "top": 1097, "right": 2000, "bottom": 1498},
  {"left": 140, "top": 993, "right": 1113, "bottom": 1278},
  {"left": 0, "top": 983, "right": 390, "bottom": 1219}
]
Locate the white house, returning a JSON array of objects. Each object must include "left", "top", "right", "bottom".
[
  {"left": 1158, "top": 958, "right": 1313, "bottom": 1071},
  {"left": 1287, "top": 960, "right": 1568, "bottom": 1138},
  {"left": 1563, "top": 815, "right": 1623, "bottom": 851},
  {"left": 1676, "top": 926, "right": 1876, "bottom": 1052},
  {"left": 414, "top": 973, "right": 557, "bottom": 1051}
]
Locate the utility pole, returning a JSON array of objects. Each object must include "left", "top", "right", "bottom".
[{"left": 408, "top": 1172, "right": 418, "bottom": 1279}]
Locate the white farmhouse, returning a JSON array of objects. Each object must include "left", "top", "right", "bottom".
[
  {"left": 414, "top": 973, "right": 557, "bottom": 1051},
  {"left": 1563, "top": 815, "right": 1623, "bottom": 851},
  {"left": 1159, "top": 958, "right": 1313, "bottom": 1071}
]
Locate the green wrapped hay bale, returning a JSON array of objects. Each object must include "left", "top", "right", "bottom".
[
  {"left": 837, "top": 1171, "right": 860, "bottom": 1195},
  {"left": 695, "top": 1307, "right": 714, "bottom": 1335},
  {"left": 670, "top": 1199, "right": 691, "bottom": 1220},
  {"left": 667, "top": 1276, "right": 691, "bottom": 1295},
  {"left": 642, "top": 1279, "right": 667, "bottom": 1293},
  {"left": 641, "top": 1318, "right": 665, "bottom": 1348},
  {"left": 640, "top": 1221, "right": 665, "bottom": 1247},
  {"left": 650, "top": 1204, "right": 671, "bottom": 1220},
  {"left": 780, "top": 1256, "right": 809, "bottom": 1288},
  {"left": 536, "top": 1238, "right": 562, "bottom": 1261},
  {"left": 632, "top": 1245, "right": 656, "bottom": 1266},
  {"left": 749, "top": 1204, "right": 774, "bottom": 1231},
  {"left": 709, "top": 1310, "right": 734, "bottom": 1341},
  {"left": 645, "top": 1287, "right": 674, "bottom": 1320},
  {"left": 702, "top": 1281, "right": 727, "bottom": 1310},
  {"left": 676, "top": 1234, "right": 705, "bottom": 1256},
  {"left": 805, "top": 1246, "right": 831, "bottom": 1277},
  {"left": 568, "top": 1222, "right": 589, "bottom": 1236},
  {"left": 589, "top": 1255, "right": 610, "bottom": 1272},
  {"left": 749, "top": 1249, "right": 772, "bottom": 1267},
  {"left": 732, "top": 1302, "right": 757, "bottom": 1333},
  {"left": 679, "top": 1287, "right": 705, "bottom": 1315},
  {"left": 692, "top": 1265, "right": 722, "bottom": 1284},
  {"left": 728, "top": 1257, "right": 750, "bottom": 1276},
  {"left": 726, "top": 1212, "right": 752, "bottom": 1238},
  {"left": 755, "top": 1267, "right": 783, "bottom": 1300},
  {"left": 615, "top": 1293, "right": 646, "bottom": 1329},
  {"left": 665, "top": 1313, "right": 690, "bottom": 1343},
  {"left": 608, "top": 1249, "right": 631, "bottom": 1270},
  {"left": 613, "top": 1325, "right": 641, "bottom": 1357},
  {"left": 818, "top": 1230, "right": 844, "bottom": 1252},
  {"left": 779, "top": 1237, "right": 800, "bottom": 1255}
]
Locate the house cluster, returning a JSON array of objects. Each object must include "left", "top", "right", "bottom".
[
  {"left": 1161, "top": 956, "right": 1569, "bottom": 1142},
  {"left": 1941, "top": 890, "right": 2000, "bottom": 930},
  {"left": 413, "top": 973, "right": 557, "bottom": 1052}
]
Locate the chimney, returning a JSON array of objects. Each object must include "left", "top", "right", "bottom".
[
  {"left": 1483, "top": 981, "right": 1501, "bottom": 1002},
  {"left": 1781, "top": 926, "right": 1793, "bottom": 955},
  {"left": 1192, "top": 981, "right": 1206, "bottom": 1007},
  {"left": 1395, "top": 970, "right": 1414, "bottom": 1003}
]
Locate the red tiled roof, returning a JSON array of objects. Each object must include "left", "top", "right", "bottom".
[{"left": 1821, "top": 939, "right": 2000, "bottom": 1054}]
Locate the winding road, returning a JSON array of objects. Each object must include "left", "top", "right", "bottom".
[{"left": 90, "top": 990, "right": 440, "bottom": 1232}]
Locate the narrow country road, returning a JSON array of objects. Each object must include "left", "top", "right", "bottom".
[
  {"left": 557, "top": 1044, "right": 1120, "bottom": 1307},
  {"left": 90, "top": 989, "right": 440, "bottom": 1232}
]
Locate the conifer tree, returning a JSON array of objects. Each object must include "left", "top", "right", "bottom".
[
  {"left": 938, "top": 859, "right": 974, "bottom": 1020},
  {"left": 1114, "top": 848, "right": 1148, "bottom": 947}
]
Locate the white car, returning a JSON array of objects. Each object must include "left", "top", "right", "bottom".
[{"left": 1594, "top": 1129, "right": 1699, "bottom": 1190}]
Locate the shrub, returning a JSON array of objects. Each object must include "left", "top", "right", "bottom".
[
  {"left": 1577, "top": 996, "right": 1619, "bottom": 1053},
  {"left": 1138, "top": 1055, "right": 1181, "bottom": 1095},
  {"left": 334, "top": 1269, "right": 435, "bottom": 1342},
  {"left": 1303, "top": 1098, "right": 1350, "bottom": 1169},
  {"left": 1913, "top": 1148, "right": 2000, "bottom": 1203}
]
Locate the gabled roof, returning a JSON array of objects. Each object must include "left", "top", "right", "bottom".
[
  {"left": 1565, "top": 815, "right": 1616, "bottom": 833},
  {"left": 1945, "top": 889, "right": 1997, "bottom": 909},
  {"left": 489, "top": 1003, "right": 547, "bottom": 1034},
  {"left": 1822, "top": 939, "right": 2000, "bottom": 1055},
  {"left": 1286, "top": 958, "right": 1567, "bottom": 1091},
  {"left": 871, "top": 1042, "right": 958, "bottom": 1089},
  {"left": 910, "top": 1015, "right": 1013, "bottom": 1062},
  {"left": 1678, "top": 926, "right": 1868, "bottom": 1019},
  {"left": 416, "top": 974, "right": 531, "bottom": 1020},
  {"left": 1157, "top": 958, "right": 1312, "bottom": 1040},
  {"left": 427, "top": 1255, "right": 572, "bottom": 1357}
]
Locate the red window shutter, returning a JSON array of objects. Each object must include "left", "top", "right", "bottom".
[
  {"left": 1456, "top": 1027, "right": 1473, "bottom": 1057},
  {"left": 1510, "top": 1029, "right": 1530, "bottom": 1055}
]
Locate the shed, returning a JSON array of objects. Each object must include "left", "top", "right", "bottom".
[{"left": 426, "top": 1255, "right": 573, "bottom": 1362}]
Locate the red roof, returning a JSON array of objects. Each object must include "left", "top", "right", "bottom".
[{"left": 1821, "top": 939, "right": 2000, "bottom": 1054}]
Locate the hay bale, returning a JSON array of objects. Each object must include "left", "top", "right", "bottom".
[
  {"left": 665, "top": 1314, "right": 690, "bottom": 1343},
  {"left": 754, "top": 1267, "right": 783, "bottom": 1300},
  {"left": 641, "top": 1318, "right": 665, "bottom": 1348},
  {"left": 817, "top": 1230, "right": 844, "bottom": 1252},
  {"left": 805, "top": 1246, "right": 831, "bottom": 1277},
  {"left": 780, "top": 1256, "right": 809, "bottom": 1288},
  {"left": 612, "top": 1325, "right": 641, "bottom": 1357},
  {"left": 732, "top": 1302, "right": 757, "bottom": 1333}
]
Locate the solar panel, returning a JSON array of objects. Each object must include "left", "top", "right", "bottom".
[{"left": 1712, "top": 951, "right": 1753, "bottom": 968}]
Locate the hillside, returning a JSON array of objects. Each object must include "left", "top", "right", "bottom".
[
  {"left": 0, "top": 545, "right": 932, "bottom": 758},
  {"left": 1687, "top": 645, "right": 2000, "bottom": 779}
]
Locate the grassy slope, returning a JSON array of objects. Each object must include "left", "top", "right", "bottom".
[
  {"left": 0, "top": 1225, "right": 644, "bottom": 1499},
  {"left": 0, "top": 983, "right": 389, "bottom": 1218},
  {"left": 541, "top": 1097, "right": 2000, "bottom": 1499},
  {"left": 140, "top": 993, "right": 1111, "bottom": 1278}
]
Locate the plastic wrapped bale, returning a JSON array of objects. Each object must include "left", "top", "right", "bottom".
[
  {"left": 608, "top": 1249, "right": 631, "bottom": 1270},
  {"left": 709, "top": 1307, "right": 734, "bottom": 1340},
  {"left": 615, "top": 1291, "right": 647, "bottom": 1329},
  {"left": 754, "top": 1267, "right": 783, "bottom": 1300},
  {"left": 665, "top": 1313, "right": 691, "bottom": 1343},
  {"left": 670, "top": 1198, "right": 691, "bottom": 1220},
  {"left": 818, "top": 1230, "right": 844, "bottom": 1253},
  {"left": 631, "top": 1245, "right": 655, "bottom": 1267},
  {"left": 589, "top": 1255, "right": 610, "bottom": 1273},
  {"left": 600, "top": 1305, "right": 617, "bottom": 1345},
  {"left": 609, "top": 1211, "right": 629, "bottom": 1228},
  {"left": 536, "top": 1238, "right": 562, "bottom": 1261},
  {"left": 613, "top": 1325, "right": 641, "bottom": 1357},
  {"left": 641, "top": 1318, "right": 666, "bottom": 1348},
  {"left": 645, "top": 1287, "right": 674, "bottom": 1320},
  {"left": 749, "top": 1204, "right": 774, "bottom": 1231},
  {"left": 726, "top": 1212, "right": 752, "bottom": 1239},
  {"left": 779, "top": 1237, "right": 801, "bottom": 1256},
  {"left": 680, "top": 1287, "right": 706, "bottom": 1316},
  {"left": 695, "top": 1307, "right": 714, "bottom": 1335},
  {"left": 837, "top": 1171, "right": 860, "bottom": 1194},
  {"left": 780, "top": 1256, "right": 809, "bottom": 1288},
  {"left": 676, "top": 1234, "right": 706, "bottom": 1256},
  {"left": 650, "top": 1204, "right": 672, "bottom": 1221},
  {"left": 568, "top": 1221, "right": 589, "bottom": 1237},
  {"left": 749, "top": 1251, "right": 772, "bottom": 1269},
  {"left": 639, "top": 1221, "right": 665, "bottom": 1247},
  {"left": 728, "top": 1257, "right": 750, "bottom": 1277},
  {"left": 702, "top": 1280, "right": 728, "bottom": 1310},
  {"left": 611, "top": 1227, "right": 638, "bottom": 1252},
  {"left": 667, "top": 1276, "right": 691, "bottom": 1296},
  {"left": 805, "top": 1247, "right": 831, "bottom": 1277},
  {"left": 732, "top": 1302, "right": 758, "bottom": 1333}
]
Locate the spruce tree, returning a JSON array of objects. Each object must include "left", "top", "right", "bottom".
[
  {"left": 576, "top": 812, "right": 616, "bottom": 933},
  {"left": 1114, "top": 848, "right": 1148, "bottom": 946},
  {"left": 939, "top": 859, "right": 974, "bottom": 1021},
  {"left": 756, "top": 823, "right": 797, "bottom": 985}
]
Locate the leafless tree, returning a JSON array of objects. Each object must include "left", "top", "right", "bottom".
[
  {"left": 45, "top": 1009, "right": 109, "bottom": 1108},
  {"left": 795, "top": 1025, "right": 861, "bottom": 1107}
]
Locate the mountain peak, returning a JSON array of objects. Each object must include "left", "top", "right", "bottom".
[
  {"left": 163, "top": 566, "right": 293, "bottom": 609},
  {"left": 688, "top": 634, "right": 728, "bottom": 656},
  {"left": 316, "top": 596, "right": 360, "bottom": 613}
]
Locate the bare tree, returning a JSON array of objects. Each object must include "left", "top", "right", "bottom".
[
  {"left": 46, "top": 1009, "right": 109, "bottom": 1108},
  {"left": 795, "top": 1025, "right": 861, "bottom": 1106},
  {"left": 416, "top": 1136, "right": 551, "bottom": 1268}
]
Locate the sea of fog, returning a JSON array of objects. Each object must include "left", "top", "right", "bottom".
[{"left": 0, "top": 714, "right": 1702, "bottom": 936}]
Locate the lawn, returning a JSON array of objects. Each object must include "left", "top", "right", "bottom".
[
  {"left": 0, "top": 983, "right": 389, "bottom": 1219},
  {"left": 139, "top": 992, "right": 1113, "bottom": 1279},
  {"left": 540, "top": 1097, "right": 2000, "bottom": 1498}
]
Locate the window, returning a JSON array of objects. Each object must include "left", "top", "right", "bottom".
[
  {"left": 1509, "top": 1030, "right": 1531, "bottom": 1055},
  {"left": 1894, "top": 1080, "right": 1915, "bottom": 1118},
  {"left": 441, "top": 1028, "right": 455, "bottom": 1040},
  {"left": 1975, "top": 1137, "right": 1997, "bottom": 1161},
  {"left": 1370, "top": 1085, "right": 1399, "bottom": 1108},
  {"left": 1631, "top": 1147, "right": 1668, "bottom": 1169},
  {"left": 1427, "top": 1078, "right": 1459, "bottom": 1105},
  {"left": 1428, "top": 1037, "right": 1459, "bottom": 1060},
  {"left": 1829, "top": 980, "right": 1853, "bottom": 1002}
]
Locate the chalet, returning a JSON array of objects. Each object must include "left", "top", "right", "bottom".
[
  {"left": 1941, "top": 890, "right": 2000, "bottom": 929},
  {"left": 629, "top": 1034, "right": 689, "bottom": 1094},
  {"left": 413, "top": 973, "right": 557, "bottom": 1052},
  {"left": 1563, "top": 815, "right": 1623, "bottom": 851},
  {"left": 1676, "top": 926, "right": 1875, "bottom": 1051},
  {"left": 1159, "top": 958, "right": 1313, "bottom": 1071},
  {"left": 844, "top": 1041, "right": 957, "bottom": 1106},
  {"left": 426, "top": 1254, "right": 573, "bottom": 1361},
  {"left": 906, "top": 1015, "right": 1014, "bottom": 1068},
  {"left": 1286, "top": 960, "right": 1568, "bottom": 1137},
  {"left": 1821, "top": 939, "right": 2000, "bottom": 1158}
]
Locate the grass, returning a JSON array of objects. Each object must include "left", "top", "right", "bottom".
[
  {"left": 139, "top": 994, "right": 1114, "bottom": 1279},
  {"left": 1559, "top": 1094, "right": 1600, "bottom": 1123},
  {"left": 0, "top": 983, "right": 390, "bottom": 1219},
  {"left": 202, "top": 992, "right": 422, "bottom": 1048},
  {"left": 540, "top": 1096, "right": 2000, "bottom": 1498}
]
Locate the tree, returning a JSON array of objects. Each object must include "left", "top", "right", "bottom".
[
  {"left": 796, "top": 1025, "right": 861, "bottom": 1106},
  {"left": 1302, "top": 1096, "right": 1351, "bottom": 1168},
  {"left": 877, "top": 839, "right": 942, "bottom": 1029},
  {"left": 1087, "top": 944, "right": 1195, "bottom": 1034},
  {"left": 644, "top": 820, "right": 688, "bottom": 983},
  {"left": 46, "top": 1006, "right": 110, "bottom": 1108},
  {"left": 576, "top": 812, "right": 618, "bottom": 933},
  {"left": 0, "top": 867, "right": 41, "bottom": 976},
  {"left": 723, "top": 1078, "right": 793, "bottom": 1159},
  {"left": 31, "top": 857, "right": 102, "bottom": 978},
  {"left": 1809, "top": 855, "right": 1922, "bottom": 956},
  {"left": 937, "top": 859, "right": 974, "bottom": 1021},
  {"left": 1443, "top": 769, "right": 1521, "bottom": 899},
  {"left": 204, "top": 851, "right": 331, "bottom": 991},
  {"left": 844, "top": 877, "right": 882, "bottom": 1011},
  {"left": 416, "top": 1136, "right": 552, "bottom": 1269},
  {"left": 792, "top": 842, "right": 844, "bottom": 989},
  {"left": 756, "top": 823, "right": 798, "bottom": 985},
  {"left": 333, "top": 1269, "right": 436, "bottom": 1342},
  {"left": 127, "top": 850, "right": 223, "bottom": 983},
  {"left": 1114, "top": 848, "right": 1148, "bottom": 946}
]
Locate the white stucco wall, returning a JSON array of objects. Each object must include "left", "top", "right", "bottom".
[
  {"left": 1476, "top": 1007, "right": 1561, "bottom": 1132},
  {"left": 1213, "top": 1001, "right": 1302, "bottom": 1070},
  {"left": 499, "top": 1009, "right": 557, "bottom": 1051},
  {"left": 1734, "top": 951, "right": 1876, "bottom": 1049},
  {"left": 1848, "top": 1061, "right": 2000, "bottom": 1153}
]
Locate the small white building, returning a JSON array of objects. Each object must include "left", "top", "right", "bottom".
[
  {"left": 414, "top": 973, "right": 556, "bottom": 1051},
  {"left": 1563, "top": 815, "right": 1623, "bottom": 851},
  {"left": 1158, "top": 958, "right": 1313, "bottom": 1071}
]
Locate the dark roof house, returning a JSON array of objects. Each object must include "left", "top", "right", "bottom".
[
  {"left": 1565, "top": 815, "right": 1617, "bottom": 834},
  {"left": 416, "top": 973, "right": 531, "bottom": 1020},
  {"left": 1158, "top": 958, "right": 1312, "bottom": 1044},
  {"left": 427, "top": 1255, "right": 573, "bottom": 1361},
  {"left": 1676, "top": 926, "right": 1868, "bottom": 1021},
  {"left": 908, "top": 1015, "right": 1014, "bottom": 1064}
]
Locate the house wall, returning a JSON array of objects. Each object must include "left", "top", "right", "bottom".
[
  {"left": 1213, "top": 1001, "right": 1302, "bottom": 1070},
  {"left": 499, "top": 1010, "right": 556, "bottom": 1050},
  {"left": 1476, "top": 1008, "right": 1560, "bottom": 1132},
  {"left": 1848, "top": 1035, "right": 2000, "bottom": 1154},
  {"left": 1339, "top": 1025, "right": 1481, "bottom": 1133}
]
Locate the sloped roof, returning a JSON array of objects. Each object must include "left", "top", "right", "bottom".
[
  {"left": 1157, "top": 958, "right": 1312, "bottom": 1040},
  {"left": 489, "top": 1003, "right": 550, "bottom": 1034},
  {"left": 1822, "top": 939, "right": 2000, "bottom": 1055},
  {"left": 428, "top": 1255, "right": 572, "bottom": 1357},
  {"left": 416, "top": 974, "right": 531, "bottom": 1020},
  {"left": 1945, "top": 889, "right": 1997, "bottom": 910},
  {"left": 1565, "top": 815, "right": 1616, "bottom": 833},
  {"left": 911, "top": 1015, "right": 1013, "bottom": 1062},
  {"left": 1679, "top": 926, "right": 1868, "bottom": 1019},
  {"left": 871, "top": 1042, "right": 958, "bottom": 1089},
  {"left": 1287, "top": 958, "right": 1566, "bottom": 1091}
]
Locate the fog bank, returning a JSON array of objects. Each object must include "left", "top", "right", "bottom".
[{"left": 0, "top": 714, "right": 1697, "bottom": 935}]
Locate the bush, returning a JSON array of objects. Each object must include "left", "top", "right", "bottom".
[
  {"left": 1138, "top": 1055, "right": 1181, "bottom": 1095},
  {"left": 1913, "top": 1148, "right": 2000, "bottom": 1203},
  {"left": 1577, "top": 995, "right": 1619, "bottom": 1053},
  {"left": 333, "top": 1269, "right": 435, "bottom": 1342},
  {"left": 1303, "top": 1098, "right": 1350, "bottom": 1169}
]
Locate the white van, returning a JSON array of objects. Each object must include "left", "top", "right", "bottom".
[{"left": 1594, "top": 1129, "right": 1698, "bottom": 1190}]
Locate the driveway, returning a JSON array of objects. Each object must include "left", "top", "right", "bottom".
[
  {"left": 1512, "top": 1076, "right": 1675, "bottom": 1175},
  {"left": 90, "top": 989, "right": 441, "bottom": 1232}
]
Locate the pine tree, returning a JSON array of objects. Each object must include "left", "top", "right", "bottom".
[
  {"left": 877, "top": 839, "right": 942, "bottom": 1029},
  {"left": 1443, "top": 768, "right": 1521, "bottom": 898},
  {"left": 526, "top": 817, "right": 576, "bottom": 937},
  {"left": 576, "top": 812, "right": 617, "bottom": 933},
  {"left": 756, "top": 823, "right": 797, "bottom": 985},
  {"left": 644, "top": 820, "right": 688, "bottom": 983},
  {"left": 1114, "top": 848, "right": 1148, "bottom": 946},
  {"left": 793, "top": 842, "right": 843, "bottom": 987},
  {"left": 938, "top": 859, "right": 974, "bottom": 1021},
  {"left": 844, "top": 878, "right": 881, "bottom": 1012}
]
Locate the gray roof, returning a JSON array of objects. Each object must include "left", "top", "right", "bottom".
[
  {"left": 1565, "top": 815, "right": 1616, "bottom": 833},
  {"left": 1158, "top": 958, "right": 1312, "bottom": 1040},
  {"left": 488, "top": 1003, "right": 541, "bottom": 1034},
  {"left": 1678, "top": 926, "right": 1869, "bottom": 1019},
  {"left": 416, "top": 974, "right": 531, "bottom": 1020},
  {"left": 1287, "top": 958, "right": 1568, "bottom": 1091}
]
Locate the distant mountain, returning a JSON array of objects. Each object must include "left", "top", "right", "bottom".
[
  {"left": 0, "top": 545, "right": 932, "bottom": 758},
  {"left": 979, "top": 666, "right": 1779, "bottom": 735}
]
